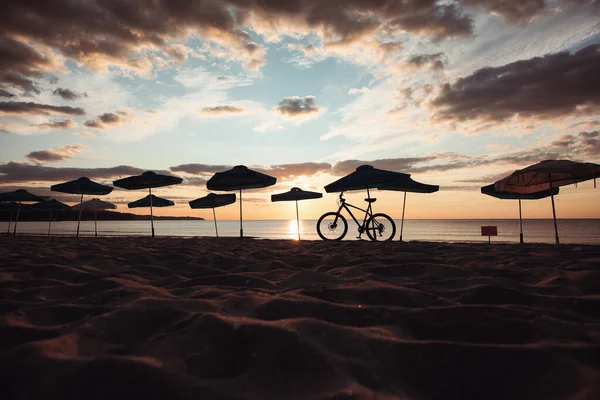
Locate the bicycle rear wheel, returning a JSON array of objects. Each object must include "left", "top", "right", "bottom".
[
  {"left": 316, "top": 212, "right": 348, "bottom": 241},
  {"left": 366, "top": 213, "right": 396, "bottom": 241}
]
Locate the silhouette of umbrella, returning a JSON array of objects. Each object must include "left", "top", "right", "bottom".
[
  {"left": 114, "top": 171, "right": 182, "bottom": 238},
  {"left": 325, "top": 165, "right": 410, "bottom": 193},
  {"left": 30, "top": 199, "right": 71, "bottom": 236},
  {"left": 0, "top": 189, "right": 46, "bottom": 235},
  {"left": 207, "top": 166, "right": 276, "bottom": 238},
  {"left": 377, "top": 177, "right": 439, "bottom": 242},
  {"left": 495, "top": 160, "right": 600, "bottom": 244},
  {"left": 271, "top": 187, "right": 322, "bottom": 240},
  {"left": 128, "top": 194, "right": 174, "bottom": 236},
  {"left": 189, "top": 193, "right": 236, "bottom": 237},
  {"left": 73, "top": 198, "right": 117, "bottom": 237},
  {"left": 51, "top": 177, "right": 113, "bottom": 237},
  {"left": 481, "top": 184, "right": 559, "bottom": 244}
]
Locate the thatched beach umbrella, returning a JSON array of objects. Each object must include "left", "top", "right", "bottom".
[
  {"left": 73, "top": 198, "right": 117, "bottom": 237},
  {"left": 271, "top": 187, "right": 322, "bottom": 240},
  {"left": 377, "top": 177, "right": 439, "bottom": 242},
  {"left": 128, "top": 194, "right": 174, "bottom": 236},
  {"left": 481, "top": 184, "right": 559, "bottom": 244},
  {"left": 0, "top": 189, "right": 46, "bottom": 235},
  {"left": 51, "top": 177, "right": 113, "bottom": 237},
  {"left": 207, "top": 166, "right": 276, "bottom": 238},
  {"left": 189, "top": 193, "right": 236, "bottom": 237},
  {"left": 495, "top": 160, "right": 600, "bottom": 244},
  {"left": 114, "top": 171, "right": 182, "bottom": 238},
  {"left": 30, "top": 199, "right": 71, "bottom": 236}
]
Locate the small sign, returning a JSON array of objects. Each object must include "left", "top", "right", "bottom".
[{"left": 481, "top": 226, "right": 498, "bottom": 243}]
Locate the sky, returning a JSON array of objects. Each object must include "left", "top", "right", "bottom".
[{"left": 0, "top": 0, "right": 599, "bottom": 221}]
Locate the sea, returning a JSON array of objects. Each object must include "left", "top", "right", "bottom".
[{"left": 2, "top": 219, "right": 599, "bottom": 244}]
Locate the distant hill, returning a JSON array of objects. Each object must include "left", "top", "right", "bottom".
[{"left": 0, "top": 208, "right": 203, "bottom": 221}]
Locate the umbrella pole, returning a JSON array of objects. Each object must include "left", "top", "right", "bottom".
[
  {"left": 149, "top": 188, "right": 155, "bottom": 238},
  {"left": 95, "top": 210, "right": 98, "bottom": 238},
  {"left": 76, "top": 193, "right": 83, "bottom": 238},
  {"left": 518, "top": 198, "right": 523, "bottom": 244},
  {"left": 399, "top": 192, "right": 407, "bottom": 242},
  {"left": 213, "top": 208, "right": 219, "bottom": 237},
  {"left": 550, "top": 184, "right": 559, "bottom": 245},
  {"left": 48, "top": 210, "right": 52, "bottom": 237},
  {"left": 239, "top": 189, "right": 243, "bottom": 239},
  {"left": 13, "top": 202, "right": 20, "bottom": 236},
  {"left": 7, "top": 211, "right": 11, "bottom": 234},
  {"left": 296, "top": 200, "right": 300, "bottom": 241}
]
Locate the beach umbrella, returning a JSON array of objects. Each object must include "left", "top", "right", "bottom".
[
  {"left": 494, "top": 160, "right": 600, "bottom": 244},
  {"left": 30, "top": 199, "right": 71, "bottom": 236},
  {"left": 207, "top": 165, "right": 276, "bottom": 238},
  {"left": 113, "top": 171, "right": 182, "bottom": 238},
  {"left": 324, "top": 165, "right": 410, "bottom": 194},
  {"left": 73, "top": 198, "right": 117, "bottom": 237},
  {"left": 481, "top": 184, "right": 559, "bottom": 243},
  {"left": 189, "top": 193, "right": 236, "bottom": 237},
  {"left": 128, "top": 195, "right": 174, "bottom": 236},
  {"left": 0, "top": 189, "right": 46, "bottom": 235},
  {"left": 0, "top": 202, "right": 19, "bottom": 235},
  {"left": 51, "top": 177, "right": 113, "bottom": 237},
  {"left": 271, "top": 187, "right": 322, "bottom": 240},
  {"left": 377, "top": 177, "right": 439, "bottom": 242}
]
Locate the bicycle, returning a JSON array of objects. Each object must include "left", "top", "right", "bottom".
[{"left": 316, "top": 192, "right": 396, "bottom": 241}]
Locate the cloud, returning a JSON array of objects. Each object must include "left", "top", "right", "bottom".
[
  {"left": 170, "top": 162, "right": 332, "bottom": 181},
  {"left": 550, "top": 131, "right": 600, "bottom": 156},
  {"left": 0, "top": 88, "right": 15, "bottom": 97},
  {"left": 170, "top": 164, "right": 232, "bottom": 175},
  {"left": 0, "top": 162, "right": 145, "bottom": 184},
  {"left": 275, "top": 96, "right": 321, "bottom": 117},
  {"left": 406, "top": 53, "right": 445, "bottom": 70},
  {"left": 25, "top": 144, "right": 84, "bottom": 164},
  {"left": 431, "top": 44, "right": 600, "bottom": 123},
  {"left": 52, "top": 88, "right": 87, "bottom": 100},
  {"left": 567, "top": 120, "right": 600, "bottom": 130},
  {"left": 348, "top": 87, "right": 370, "bottom": 95},
  {"left": 74, "top": 131, "right": 96, "bottom": 139},
  {"left": 84, "top": 111, "right": 132, "bottom": 130},
  {"left": 0, "top": 102, "right": 85, "bottom": 116},
  {"left": 34, "top": 119, "right": 77, "bottom": 130},
  {"left": 200, "top": 105, "right": 247, "bottom": 116}
]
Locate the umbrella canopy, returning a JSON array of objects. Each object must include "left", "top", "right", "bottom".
[
  {"left": 493, "top": 160, "right": 599, "bottom": 245},
  {"left": 113, "top": 171, "right": 183, "bottom": 190},
  {"left": 30, "top": 199, "right": 71, "bottom": 237},
  {"left": 324, "top": 165, "right": 410, "bottom": 193},
  {"left": 377, "top": 177, "right": 440, "bottom": 242},
  {"left": 271, "top": 187, "right": 323, "bottom": 202},
  {"left": 207, "top": 165, "right": 276, "bottom": 238},
  {"left": 0, "top": 189, "right": 47, "bottom": 202},
  {"left": 271, "top": 187, "right": 322, "bottom": 240},
  {"left": 51, "top": 177, "right": 113, "bottom": 238},
  {"left": 189, "top": 193, "right": 237, "bottom": 237},
  {"left": 0, "top": 189, "right": 47, "bottom": 235},
  {"left": 189, "top": 193, "right": 236, "bottom": 209},
  {"left": 74, "top": 198, "right": 117, "bottom": 211},
  {"left": 481, "top": 184, "right": 559, "bottom": 243},
  {"left": 51, "top": 177, "right": 113, "bottom": 195},
  {"left": 495, "top": 160, "right": 600, "bottom": 194},
  {"left": 207, "top": 165, "right": 276, "bottom": 191},
  {"left": 128, "top": 194, "right": 174, "bottom": 208}
]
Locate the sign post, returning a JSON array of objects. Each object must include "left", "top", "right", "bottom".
[{"left": 481, "top": 226, "right": 498, "bottom": 243}]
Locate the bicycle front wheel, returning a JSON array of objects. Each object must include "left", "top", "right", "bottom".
[
  {"left": 366, "top": 213, "right": 396, "bottom": 241},
  {"left": 316, "top": 212, "right": 348, "bottom": 241}
]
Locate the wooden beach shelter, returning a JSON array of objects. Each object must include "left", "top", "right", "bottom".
[
  {"left": 189, "top": 193, "right": 236, "bottom": 237},
  {"left": 495, "top": 160, "right": 599, "bottom": 244},
  {"left": 73, "top": 198, "right": 117, "bottom": 237},
  {"left": 114, "top": 171, "right": 182, "bottom": 238},
  {"left": 207, "top": 166, "right": 276, "bottom": 238},
  {"left": 51, "top": 177, "right": 113, "bottom": 237},
  {"left": 271, "top": 187, "right": 322, "bottom": 240},
  {"left": 481, "top": 184, "right": 559, "bottom": 244},
  {"left": 377, "top": 177, "right": 439, "bottom": 242},
  {"left": 0, "top": 189, "right": 47, "bottom": 235},
  {"left": 30, "top": 199, "right": 71, "bottom": 236}
]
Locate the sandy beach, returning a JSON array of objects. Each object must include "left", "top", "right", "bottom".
[{"left": 1, "top": 236, "right": 600, "bottom": 399}]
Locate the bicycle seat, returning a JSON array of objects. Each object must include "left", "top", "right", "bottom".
[{"left": 364, "top": 198, "right": 377, "bottom": 203}]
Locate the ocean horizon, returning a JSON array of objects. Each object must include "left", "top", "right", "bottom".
[{"left": 3, "top": 218, "right": 599, "bottom": 244}]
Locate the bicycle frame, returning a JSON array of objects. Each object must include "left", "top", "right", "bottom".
[{"left": 334, "top": 192, "right": 375, "bottom": 239}]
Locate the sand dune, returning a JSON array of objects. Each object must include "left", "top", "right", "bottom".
[{"left": 1, "top": 237, "right": 600, "bottom": 399}]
